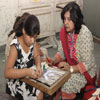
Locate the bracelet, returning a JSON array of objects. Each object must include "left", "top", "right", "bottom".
[{"left": 70, "top": 66, "right": 74, "bottom": 73}]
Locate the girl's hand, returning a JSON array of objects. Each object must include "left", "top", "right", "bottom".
[
  {"left": 36, "top": 66, "right": 43, "bottom": 78},
  {"left": 27, "top": 68, "right": 38, "bottom": 79},
  {"left": 58, "top": 62, "right": 70, "bottom": 71}
]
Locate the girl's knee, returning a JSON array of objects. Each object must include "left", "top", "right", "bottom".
[{"left": 37, "top": 92, "right": 43, "bottom": 100}]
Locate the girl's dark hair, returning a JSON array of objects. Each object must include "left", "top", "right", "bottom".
[
  {"left": 8, "top": 12, "right": 30, "bottom": 37},
  {"left": 23, "top": 15, "right": 40, "bottom": 37},
  {"left": 15, "top": 13, "right": 30, "bottom": 37},
  {"left": 8, "top": 16, "right": 21, "bottom": 37},
  {"left": 61, "top": 2, "right": 84, "bottom": 34}
]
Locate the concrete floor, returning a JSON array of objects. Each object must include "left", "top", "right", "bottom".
[{"left": 0, "top": 42, "right": 100, "bottom": 93}]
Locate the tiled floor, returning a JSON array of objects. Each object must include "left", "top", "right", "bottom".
[{"left": 0, "top": 42, "right": 100, "bottom": 97}]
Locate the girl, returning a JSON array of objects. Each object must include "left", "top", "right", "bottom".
[
  {"left": 4, "top": 14, "right": 43, "bottom": 100},
  {"left": 5, "top": 13, "right": 30, "bottom": 59}
]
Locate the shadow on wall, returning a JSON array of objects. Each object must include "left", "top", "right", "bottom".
[{"left": 83, "top": 0, "right": 100, "bottom": 38}]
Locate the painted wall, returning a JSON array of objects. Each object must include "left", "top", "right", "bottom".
[
  {"left": 83, "top": 0, "right": 100, "bottom": 37},
  {"left": 0, "top": 0, "right": 19, "bottom": 46},
  {"left": 0, "top": 0, "right": 82, "bottom": 46}
]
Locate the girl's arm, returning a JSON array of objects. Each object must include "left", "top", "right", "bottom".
[
  {"left": 4, "top": 45, "right": 37, "bottom": 79},
  {"left": 33, "top": 42, "right": 42, "bottom": 77}
]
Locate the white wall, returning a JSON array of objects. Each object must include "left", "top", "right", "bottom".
[
  {"left": 0, "top": 0, "right": 19, "bottom": 46},
  {"left": 0, "top": 0, "right": 82, "bottom": 46}
]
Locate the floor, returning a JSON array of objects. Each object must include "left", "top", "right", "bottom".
[{"left": 0, "top": 40, "right": 100, "bottom": 99}]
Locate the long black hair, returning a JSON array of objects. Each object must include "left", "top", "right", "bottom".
[
  {"left": 14, "top": 13, "right": 31, "bottom": 37},
  {"left": 8, "top": 12, "right": 30, "bottom": 37},
  {"left": 61, "top": 2, "right": 84, "bottom": 34},
  {"left": 15, "top": 14, "right": 40, "bottom": 37},
  {"left": 23, "top": 15, "right": 40, "bottom": 37},
  {"left": 8, "top": 16, "right": 21, "bottom": 37}
]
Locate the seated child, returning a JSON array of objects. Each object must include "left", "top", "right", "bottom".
[{"left": 4, "top": 13, "right": 43, "bottom": 100}]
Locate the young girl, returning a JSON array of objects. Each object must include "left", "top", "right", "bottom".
[
  {"left": 5, "top": 13, "right": 30, "bottom": 59},
  {"left": 4, "top": 14, "right": 43, "bottom": 100},
  {"left": 5, "top": 12, "right": 48, "bottom": 61}
]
